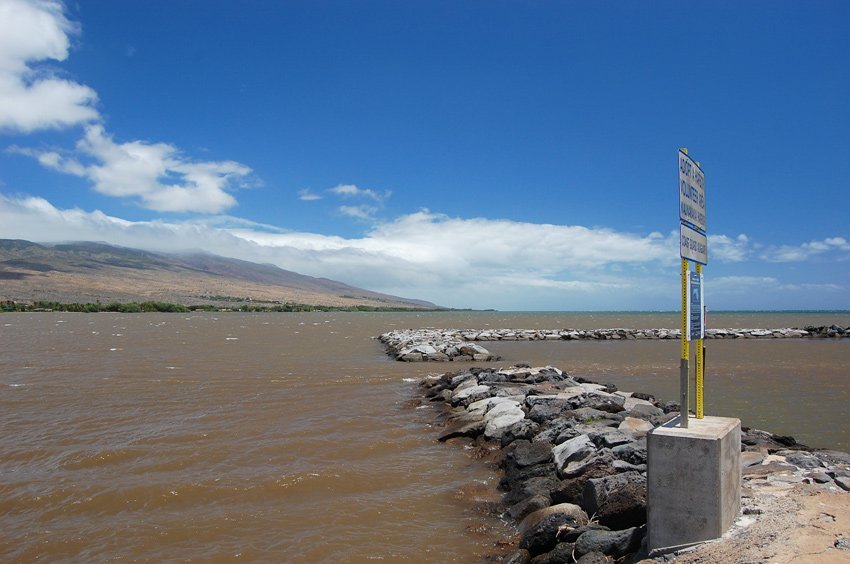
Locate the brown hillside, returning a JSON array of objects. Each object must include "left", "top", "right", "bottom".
[{"left": 0, "top": 240, "right": 439, "bottom": 309}]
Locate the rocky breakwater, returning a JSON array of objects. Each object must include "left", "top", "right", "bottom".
[
  {"left": 379, "top": 326, "right": 850, "bottom": 362},
  {"left": 418, "top": 365, "right": 850, "bottom": 563},
  {"left": 378, "top": 328, "right": 503, "bottom": 362}
]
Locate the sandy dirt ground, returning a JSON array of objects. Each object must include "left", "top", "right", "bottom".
[{"left": 665, "top": 482, "right": 850, "bottom": 564}]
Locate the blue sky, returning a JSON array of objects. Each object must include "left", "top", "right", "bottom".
[{"left": 1, "top": 0, "right": 848, "bottom": 310}]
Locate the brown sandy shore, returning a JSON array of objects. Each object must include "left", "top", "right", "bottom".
[
  {"left": 412, "top": 364, "right": 850, "bottom": 563},
  {"left": 666, "top": 484, "right": 850, "bottom": 563}
]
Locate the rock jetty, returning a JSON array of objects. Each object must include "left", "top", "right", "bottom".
[
  {"left": 379, "top": 325, "right": 849, "bottom": 361},
  {"left": 417, "top": 364, "right": 850, "bottom": 562}
]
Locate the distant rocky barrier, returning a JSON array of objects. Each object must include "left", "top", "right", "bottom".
[
  {"left": 379, "top": 325, "right": 849, "bottom": 362},
  {"left": 415, "top": 364, "right": 850, "bottom": 562}
]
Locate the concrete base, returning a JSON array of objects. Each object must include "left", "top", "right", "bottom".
[{"left": 647, "top": 415, "right": 741, "bottom": 553}]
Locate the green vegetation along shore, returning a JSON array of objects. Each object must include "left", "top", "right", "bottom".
[{"left": 0, "top": 300, "right": 444, "bottom": 314}]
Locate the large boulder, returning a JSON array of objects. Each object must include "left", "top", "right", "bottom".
[
  {"left": 519, "top": 503, "right": 589, "bottom": 555},
  {"left": 611, "top": 440, "right": 647, "bottom": 466},
  {"left": 574, "top": 527, "right": 644, "bottom": 559},
  {"left": 552, "top": 434, "right": 595, "bottom": 477},
  {"left": 511, "top": 440, "right": 555, "bottom": 468},
  {"left": 501, "top": 419, "right": 541, "bottom": 446},
  {"left": 484, "top": 407, "right": 525, "bottom": 439},
  {"left": 450, "top": 384, "right": 492, "bottom": 407},
  {"left": 508, "top": 494, "right": 551, "bottom": 521},
  {"left": 503, "top": 474, "right": 562, "bottom": 506},
  {"left": 582, "top": 472, "right": 647, "bottom": 530},
  {"left": 530, "top": 542, "right": 577, "bottom": 564},
  {"left": 618, "top": 417, "right": 654, "bottom": 438},
  {"left": 580, "top": 392, "right": 626, "bottom": 414},
  {"left": 437, "top": 419, "right": 485, "bottom": 442}
]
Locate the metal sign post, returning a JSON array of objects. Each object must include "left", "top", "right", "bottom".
[{"left": 678, "top": 148, "right": 707, "bottom": 426}]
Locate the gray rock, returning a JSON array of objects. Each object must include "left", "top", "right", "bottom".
[
  {"left": 561, "top": 452, "right": 613, "bottom": 479},
  {"left": 574, "top": 527, "right": 644, "bottom": 558},
  {"left": 450, "top": 371, "right": 477, "bottom": 386},
  {"left": 582, "top": 472, "right": 647, "bottom": 530},
  {"left": 437, "top": 419, "right": 485, "bottom": 441},
  {"left": 485, "top": 409, "right": 528, "bottom": 439},
  {"left": 575, "top": 552, "right": 613, "bottom": 564},
  {"left": 742, "top": 461, "right": 799, "bottom": 477},
  {"left": 519, "top": 503, "right": 589, "bottom": 555},
  {"left": 501, "top": 419, "right": 541, "bottom": 446},
  {"left": 508, "top": 494, "right": 552, "bottom": 521},
  {"left": 534, "top": 418, "right": 576, "bottom": 444},
  {"left": 554, "top": 523, "right": 610, "bottom": 543},
  {"left": 530, "top": 542, "right": 576, "bottom": 564},
  {"left": 529, "top": 403, "right": 568, "bottom": 423},
  {"left": 502, "top": 549, "right": 532, "bottom": 564},
  {"left": 740, "top": 451, "right": 766, "bottom": 468},
  {"left": 553, "top": 434, "right": 594, "bottom": 474},
  {"left": 526, "top": 395, "right": 575, "bottom": 409},
  {"left": 835, "top": 476, "right": 850, "bottom": 491},
  {"left": 513, "top": 440, "right": 555, "bottom": 467},
  {"left": 505, "top": 475, "right": 562, "bottom": 506},
  {"left": 565, "top": 407, "right": 609, "bottom": 422},
  {"left": 588, "top": 430, "right": 632, "bottom": 449},
  {"left": 485, "top": 399, "right": 523, "bottom": 420},
  {"left": 815, "top": 450, "right": 850, "bottom": 466},
  {"left": 450, "top": 384, "right": 491, "bottom": 406},
  {"left": 611, "top": 441, "right": 647, "bottom": 466},
  {"left": 628, "top": 402, "right": 664, "bottom": 418},
  {"left": 399, "top": 352, "right": 423, "bottom": 361},
  {"left": 613, "top": 460, "right": 647, "bottom": 473},
  {"left": 807, "top": 470, "right": 833, "bottom": 484},
  {"left": 780, "top": 450, "right": 825, "bottom": 469},
  {"left": 580, "top": 392, "right": 626, "bottom": 414},
  {"left": 459, "top": 343, "right": 492, "bottom": 357}
]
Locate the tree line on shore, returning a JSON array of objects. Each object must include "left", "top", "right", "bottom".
[{"left": 0, "top": 300, "right": 435, "bottom": 313}]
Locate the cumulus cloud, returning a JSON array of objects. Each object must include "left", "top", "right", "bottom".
[
  {"left": 761, "top": 237, "right": 850, "bottom": 262},
  {"left": 1, "top": 195, "right": 846, "bottom": 309},
  {"left": 2, "top": 2, "right": 253, "bottom": 214},
  {"left": 14, "top": 124, "right": 252, "bottom": 213},
  {"left": 0, "top": 0, "right": 99, "bottom": 132},
  {"left": 0, "top": 197, "right": 678, "bottom": 306},
  {"left": 710, "top": 234, "right": 750, "bottom": 262}
]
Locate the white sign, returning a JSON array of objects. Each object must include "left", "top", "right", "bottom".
[
  {"left": 687, "top": 271, "right": 704, "bottom": 340},
  {"left": 680, "top": 223, "right": 708, "bottom": 265},
  {"left": 679, "top": 150, "right": 706, "bottom": 233}
]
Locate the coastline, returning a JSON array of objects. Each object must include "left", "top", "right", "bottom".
[{"left": 412, "top": 363, "right": 850, "bottom": 562}]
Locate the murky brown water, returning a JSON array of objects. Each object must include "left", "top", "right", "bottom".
[{"left": 1, "top": 311, "right": 848, "bottom": 561}]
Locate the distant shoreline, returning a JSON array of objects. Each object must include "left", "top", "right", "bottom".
[{"left": 0, "top": 299, "right": 450, "bottom": 314}]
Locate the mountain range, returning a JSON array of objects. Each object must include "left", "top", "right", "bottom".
[{"left": 0, "top": 239, "right": 438, "bottom": 310}]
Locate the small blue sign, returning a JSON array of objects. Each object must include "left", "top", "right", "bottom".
[{"left": 687, "top": 271, "right": 704, "bottom": 340}]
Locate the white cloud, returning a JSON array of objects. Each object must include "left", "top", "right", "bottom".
[
  {"left": 1, "top": 195, "right": 846, "bottom": 309},
  {"left": 298, "top": 188, "right": 322, "bottom": 201},
  {"left": 2, "top": 2, "right": 252, "bottom": 214},
  {"left": 338, "top": 204, "right": 378, "bottom": 220},
  {"left": 0, "top": 197, "right": 678, "bottom": 307},
  {"left": 329, "top": 183, "right": 390, "bottom": 203},
  {"left": 16, "top": 125, "right": 252, "bottom": 213},
  {"left": 0, "top": 0, "right": 99, "bottom": 132},
  {"left": 761, "top": 237, "right": 850, "bottom": 262},
  {"left": 710, "top": 234, "right": 750, "bottom": 262}
]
